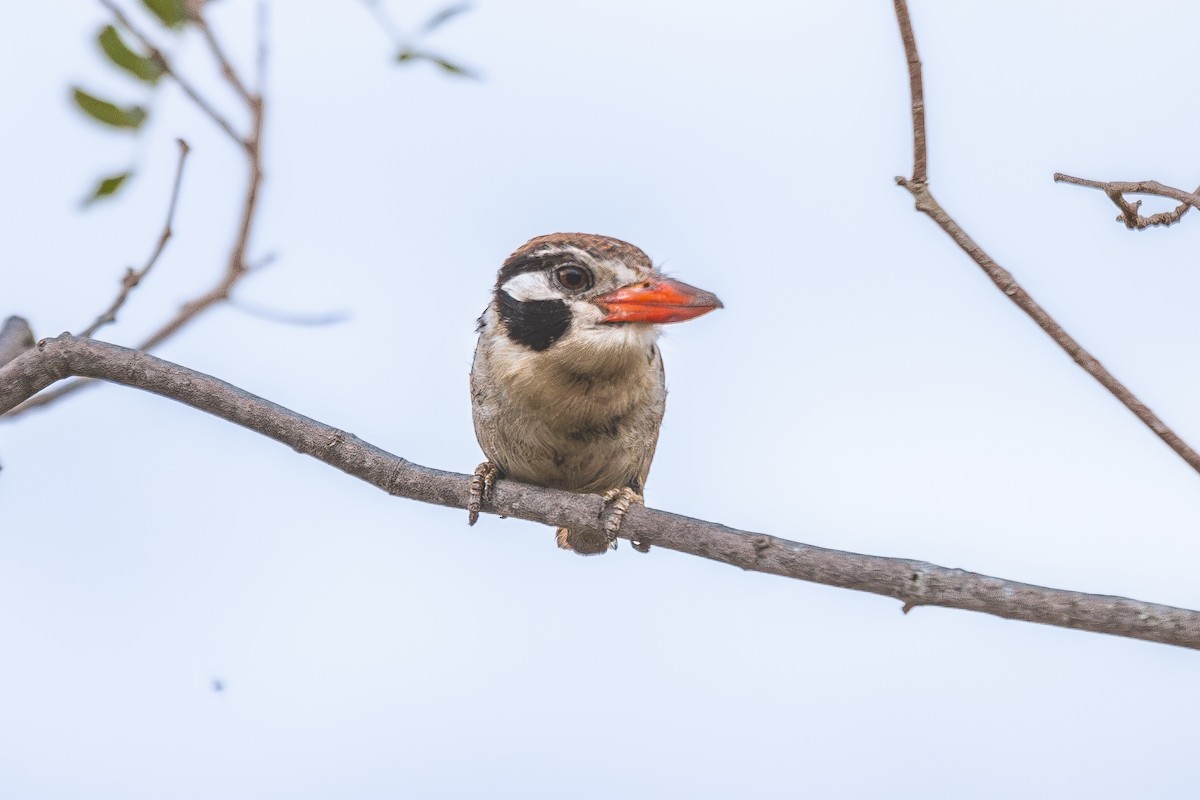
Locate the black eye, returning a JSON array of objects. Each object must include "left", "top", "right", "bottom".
[{"left": 554, "top": 265, "right": 593, "bottom": 292}]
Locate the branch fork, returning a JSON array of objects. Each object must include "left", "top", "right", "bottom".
[{"left": 1054, "top": 173, "right": 1200, "bottom": 230}]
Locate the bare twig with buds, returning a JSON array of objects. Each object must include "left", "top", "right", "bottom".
[
  {"left": 890, "top": 0, "right": 1200, "bottom": 476},
  {"left": 1054, "top": 173, "right": 1200, "bottom": 230}
]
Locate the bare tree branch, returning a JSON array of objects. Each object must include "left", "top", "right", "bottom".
[
  {"left": 890, "top": 0, "right": 1200, "bottom": 476},
  {"left": 2, "top": 334, "right": 1198, "bottom": 651},
  {"left": 893, "top": 0, "right": 926, "bottom": 185},
  {"left": 0, "top": 317, "right": 35, "bottom": 368},
  {"left": 1054, "top": 173, "right": 1200, "bottom": 230},
  {"left": 79, "top": 139, "right": 191, "bottom": 339}
]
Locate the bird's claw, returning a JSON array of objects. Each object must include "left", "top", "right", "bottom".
[
  {"left": 467, "top": 460, "right": 498, "bottom": 526},
  {"left": 554, "top": 527, "right": 574, "bottom": 550},
  {"left": 602, "top": 486, "right": 645, "bottom": 551}
]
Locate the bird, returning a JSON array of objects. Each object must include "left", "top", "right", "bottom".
[{"left": 467, "top": 233, "right": 722, "bottom": 554}]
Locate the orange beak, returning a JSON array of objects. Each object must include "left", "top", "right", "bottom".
[{"left": 595, "top": 277, "right": 723, "bottom": 324}]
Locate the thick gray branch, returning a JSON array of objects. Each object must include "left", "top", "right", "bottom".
[{"left": 3, "top": 335, "right": 1199, "bottom": 651}]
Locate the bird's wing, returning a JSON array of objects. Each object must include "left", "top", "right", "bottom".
[{"left": 630, "top": 347, "right": 667, "bottom": 494}]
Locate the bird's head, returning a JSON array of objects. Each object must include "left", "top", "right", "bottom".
[{"left": 489, "top": 233, "right": 722, "bottom": 354}]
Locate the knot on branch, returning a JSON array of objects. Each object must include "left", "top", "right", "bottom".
[
  {"left": 895, "top": 176, "right": 927, "bottom": 192},
  {"left": 900, "top": 570, "right": 932, "bottom": 614}
]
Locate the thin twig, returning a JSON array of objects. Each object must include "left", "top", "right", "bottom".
[
  {"left": 0, "top": 317, "right": 35, "bottom": 368},
  {"left": 1054, "top": 173, "right": 1200, "bottom": 230},
  {"left": 100, "top": 0, "right": 246, "bottom": 148},
  {"left": 79, "top": 139, "right": 191, "bottom": 339},
  {"left": 195, "top": 9, "right": 255, "bottom": 105},
  {"left": 3, "top": 335, "right": 1199, "bottom": 650},
  {"left": 891, "top": 0, "right": 1200, "bottom": 476},
  {"left": 228, "top": 298, "right": 351, "bottom": 327},
  {"left": 361, "top": 0, "right": 406, "bottom": 47},
  {"left": 893, "top": 0, "right": 926, "bottom": 184},
  {"left": 256, "top": 0, "right": 268, "bottom": 96}
]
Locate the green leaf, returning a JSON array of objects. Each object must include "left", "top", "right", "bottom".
[
  {"left": 72, "top": 88, "right": 147, "bottom": 129},
  {"left": 98, "top": 25, "right": 164, "bottom": 83},
  {"left": 394, "top": 49, "right": 476, "bottom": 78},
  {"left": 430, "top": 56, "right": 475, "bottom": 78},
  {"left": 141, "top": 0, "right": 186, "bottom": 28},
  {"left": 82, "top": 171, "right": 134, "bottom": 207}
]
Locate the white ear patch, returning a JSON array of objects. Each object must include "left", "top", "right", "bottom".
[{"left": 500, "top": 271, "right": 559, "bottom": 302}]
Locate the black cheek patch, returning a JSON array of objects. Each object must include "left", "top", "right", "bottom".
[{"left": 495, "top": 290, "right": 572, "bottom": 351}]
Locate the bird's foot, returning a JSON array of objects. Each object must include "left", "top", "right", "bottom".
[
  {"left": 553, "top": 487, "right": 645, "bottom": 556},
  {"left": 467, "top": 461, "right": 499, "bottom": 526},
  {"left": 602, "top": 486, "right": 646, "bottom": 551}
]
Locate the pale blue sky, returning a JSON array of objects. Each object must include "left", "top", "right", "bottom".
[{"left": 3, "top": 1, "right": 1200, "bottom": 797}]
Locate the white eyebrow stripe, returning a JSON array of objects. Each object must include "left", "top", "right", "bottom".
[
  {"left": 606, "top": 261, "right": 643, "bottom": 286},
  {"left": 500, "top": 271, "right": 560, "bottom": 301}
]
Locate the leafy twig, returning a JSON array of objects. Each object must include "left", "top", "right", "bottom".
[
  {"left": 100, "top": 0, "right": 245, "bottom": 147},
  {"left": 5, "top": 2, "right": 267, "bottom": 418},
  {"left": 361, "top": 0, "right": 477, "bottom": 78}
]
